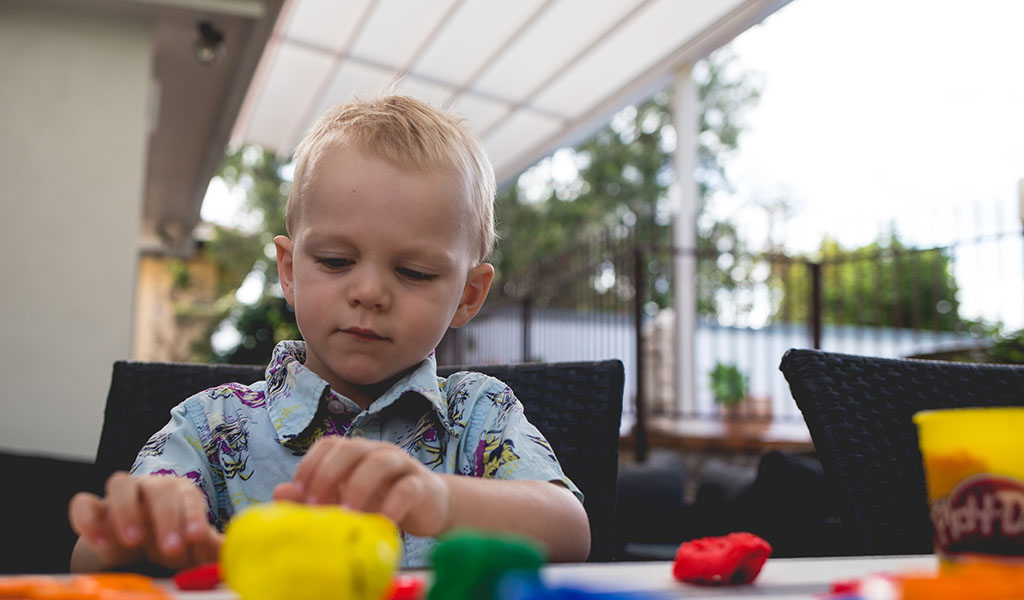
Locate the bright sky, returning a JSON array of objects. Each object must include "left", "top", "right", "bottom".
[
  {"left": 723, "top": 0, "right": 1024, "bottom": 328},
  {"left": 725, "top": 0, "right": 1024, "bottom": 247},
  {"left": 201, "top": 175, "right": 248, "bottom": 230},
  {"left": 202, "top": 0, "right": 1024, "bottom": 328}
]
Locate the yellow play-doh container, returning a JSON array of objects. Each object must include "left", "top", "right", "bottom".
[{"left": 914, "top": 407, "right": 1024, "bottom": 569}]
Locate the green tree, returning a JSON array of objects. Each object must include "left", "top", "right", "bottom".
[
  {"left": 989, "top": 329, "right": 1024, "bottom": 363},
  {"left": 493, "top": 45, "right": 762, "bottom": 316},
  {"left": 184, "top": 147, "right": 300, "bottom": 363},
  {"left": 772, "top": 234, "right": 961, "bottom": 330}
]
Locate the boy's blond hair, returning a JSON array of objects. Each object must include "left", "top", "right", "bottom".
[{"left": 287, "top": 95, "right": 496, "bottom": 263}]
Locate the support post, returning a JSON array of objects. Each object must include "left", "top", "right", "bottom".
[{"left": 671, "top": 64, "right": 698, "bottom": 418}]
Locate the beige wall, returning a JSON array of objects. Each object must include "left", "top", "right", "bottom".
[{"left": 0, "top": 1, "right": 154, "bottom": 460}]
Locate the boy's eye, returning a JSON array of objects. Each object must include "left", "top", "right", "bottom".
[
  {"left": 397, "top": 267, "right": 436, "bottom": 281},
  {"left": 317, "top": 258, "right": 353, "bottom": 269}
]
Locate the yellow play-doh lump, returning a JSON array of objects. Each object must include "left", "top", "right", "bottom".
[{"left": 221, "top": 501, "right": 402, "bottom": 600}]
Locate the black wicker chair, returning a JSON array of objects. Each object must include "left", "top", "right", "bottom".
[
  {"left": 779, "top": 348, "right": 1024, "bottom": 556},
  {"left": 95, "top": 359, "right": 624, "bottom": 561}
]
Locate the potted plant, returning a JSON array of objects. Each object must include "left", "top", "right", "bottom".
[
  {"left": 709, "top": 363, "right": 772, "bottom": 434},
  {"left": 709, "top": 362, "right": 748, "bottom": 413}
]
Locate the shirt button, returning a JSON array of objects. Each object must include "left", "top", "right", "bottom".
[
  {"left": 349, "top": 428, "right": 366, "bottom": 439},
  {"left": 326, "top": 399, "right": 345, "bottom": 414}
]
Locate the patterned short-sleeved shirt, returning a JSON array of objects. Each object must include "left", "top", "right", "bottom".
[{"left": 130, "top": 341, "right": 581, "bottom": 567}]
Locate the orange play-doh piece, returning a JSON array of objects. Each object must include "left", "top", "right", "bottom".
[
  {"left": 95, "top": 590, "right": 171, "bottom": 600},
  {"left": 25, "top": 582, "right": 98, "bottom": 600},
  {"left": 71, "top": 574, "right": 157, "bottom": 593},
  {"left": 0, "top": 573, "right": 167, "bottom": 600},
  {"left": 0, "top": 577, "right": 60, "bottom": 598}
]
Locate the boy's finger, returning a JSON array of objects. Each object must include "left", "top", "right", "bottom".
[
  {"left": 377, "top": 475, "right": 422, "bottom": 526},
  {"left": 272, "top": 481, "right": 303, "bottom": 502},
  {"left": 341, "top": 448, "right": 407, "bottom": 512},
  {"left": 68, "top": 492, "right": 100, "bottom": 534},
  {"left": 181, "top": 488, "right": 212, "bottom": 543},
  {"left": 68, "top": 492, "right": 110, "bottom": 545},
  {"left": 139, "top": 479, "right": 188, "bottom": 559},
  {"left": 105, "top": 472, "right": 146, "bottom": 547},
  {"left": 299, "top": 439, "right": 370, "bottom": 504},
  {"left": 290, "top": 436, "right": 350, "bottom": 489},
  {"left": 190, "top": 530, "right": 224, "bottom": 566}
]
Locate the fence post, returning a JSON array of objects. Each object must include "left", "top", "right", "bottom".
[
  {"left": 633, "top": 243, "right": 648, "bottom": 462},
  {"left": 810, "top": 261, "right": 823, "bottom": 349},
  {"left": 521, "top": 295, "right": 532, "bottom": 363}
]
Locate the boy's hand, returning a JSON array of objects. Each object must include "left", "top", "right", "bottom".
[
  {"left": 68, "top": 472, "right": 222, "bottom": 571},
  {"left": 273, "top": 437, "right": 452, "bottom": 537}
]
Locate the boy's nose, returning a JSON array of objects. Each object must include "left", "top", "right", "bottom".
[{"left": 346, "top": 267, "right": 390, "bottom": 311}]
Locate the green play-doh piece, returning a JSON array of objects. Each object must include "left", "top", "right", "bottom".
[{"left": 428, "top": 530, "right": 547, "bottom": 600}]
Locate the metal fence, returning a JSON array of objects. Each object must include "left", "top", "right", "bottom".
[{"left": 437, "top": 223, "right": 1024, "bottom": 447}]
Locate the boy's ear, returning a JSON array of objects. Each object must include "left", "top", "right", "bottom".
[
  {"left": 274, "top": 235, "right": 296, "bottom": 306},
  {"left": 449, "top": 262, "right": 494, "bottom": 329}
]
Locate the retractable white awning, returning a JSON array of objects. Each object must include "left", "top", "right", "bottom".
[{"left": 232, "top": 0, "right": 789, "bottom": 186}]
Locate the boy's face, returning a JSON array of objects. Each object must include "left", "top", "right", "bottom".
[{"left": 275, "top": 143, "right": 493, "bottom": 406}]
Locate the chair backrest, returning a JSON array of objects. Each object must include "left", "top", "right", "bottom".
[
  {"left": 95, "top": 361, "right": 266, "bottom": 478},
  {"left": 96, "top": 359, "right": 624, "bottom": 561},
  {"left": 779, "top": 348, "right": 1024, "bottom": 555}
]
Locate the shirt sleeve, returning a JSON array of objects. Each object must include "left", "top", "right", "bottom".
[
  {"left": 461, "top": 377, "right": 583, "bottom": 503},
  {"left": 129, "top": 396, "right": 225, "bottom": 528}
]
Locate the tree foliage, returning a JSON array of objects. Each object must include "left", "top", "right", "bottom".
[
  {"left": 772, "top": 234, "right": 961, "bottom": 330},
  {"left": 988, "top": 329, "right": 1024, "bottom": 363},
  {"left": 493, "top": 46, "right": 762, "bottom": 316},
  {"left": 186, "top": 147, "right": 299, "bottom": 363}
]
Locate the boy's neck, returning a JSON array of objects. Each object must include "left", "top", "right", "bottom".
[
  {"left": 345, "top": 379, "right": 393, "bottom": 410},
  {"left": 329, "top": 363, "right": 421, "bottom": 411}
]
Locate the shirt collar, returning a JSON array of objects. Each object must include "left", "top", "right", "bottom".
[{"left": 263, "top": 341, "right": 457, "bottom": 443}]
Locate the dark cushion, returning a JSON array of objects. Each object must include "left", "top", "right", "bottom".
[
  {"left": 616, "top": 450, "right": 688, "bottom": 545},
  {"left": 0, "top": 451, "right": 98, "bottom": 573}
]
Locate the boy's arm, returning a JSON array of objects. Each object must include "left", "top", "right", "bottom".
[
  {"left": 278, "top": 427, "right": 593, "bottom": 556},
  {"left": 440, "top": 475, "right": 591, "bottom": 562},
  {"left": 450, "top": 379, "right": 589, "bottom": 560},
  {"left": 275, "top": 377, "right": 591, "bottom": 561},
  {"left": 275, "top": 436, "right": 590, "bottom": 562}
]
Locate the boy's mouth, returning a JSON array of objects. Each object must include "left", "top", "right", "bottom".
[{"left": 342, "top": 327, "right": 388, "bottom": 341}]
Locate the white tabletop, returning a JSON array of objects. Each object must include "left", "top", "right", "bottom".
[
  {"left": 540, "top": 555, "right": 936, "bottom": 598},
  {"left": 165, "top": 555, "right": 937, "bottom": 599}
]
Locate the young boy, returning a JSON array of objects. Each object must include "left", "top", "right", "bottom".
[{"left": 68, "top": 95, "right": 591, "bottom": 572}]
